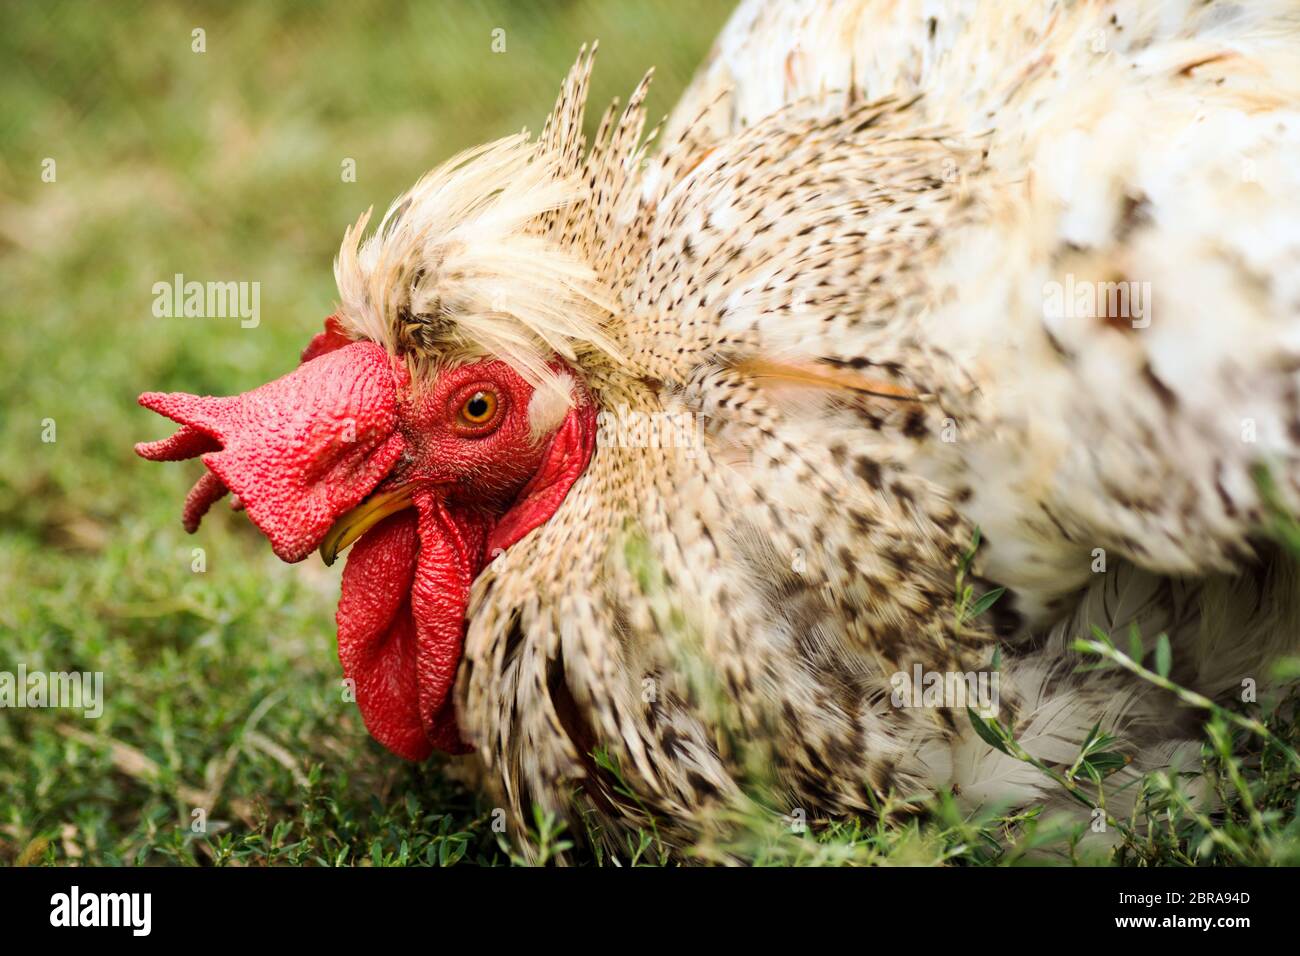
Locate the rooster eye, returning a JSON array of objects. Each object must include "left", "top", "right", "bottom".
[{"left": 458, "top": 390, "right": 498, "bottom": 426}]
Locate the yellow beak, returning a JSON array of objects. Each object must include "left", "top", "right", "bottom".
[{"left": 318, "top": 485, "right": 415, "bottom": 567}]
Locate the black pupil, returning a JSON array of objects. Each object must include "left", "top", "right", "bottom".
[{"left": 467, "top": 394, "right": 490, "bottom": 419}]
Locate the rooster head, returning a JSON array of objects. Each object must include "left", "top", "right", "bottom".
[
  {"left": 137, "top": 319, "right": 597, "bottom": 759},
  {"left": 135, "top": 49, "right": 650, "bottom": 762}
]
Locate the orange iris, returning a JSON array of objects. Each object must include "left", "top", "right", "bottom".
[{"left": 459, "top": 390, "right": 497, "bottom": 425}]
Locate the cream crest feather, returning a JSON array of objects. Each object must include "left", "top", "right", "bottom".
[{"left": 332, "top": 45, "right": 652, "bottom": 401}]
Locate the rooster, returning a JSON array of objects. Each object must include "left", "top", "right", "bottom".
[{"left": 137, "top": 0, "right": 1300, "bottom": 856}]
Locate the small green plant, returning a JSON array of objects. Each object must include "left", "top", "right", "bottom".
[{"left": 954, "top": 528, "right": 1005, "bottom": 627}]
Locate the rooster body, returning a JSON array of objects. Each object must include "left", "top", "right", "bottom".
[{"left": 139, "top": 0, "right": 1300, "bottom": 857}]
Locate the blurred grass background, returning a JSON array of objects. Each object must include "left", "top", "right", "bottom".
[{"left": 0, "top": 0, "right": 734, "bottom": 866}]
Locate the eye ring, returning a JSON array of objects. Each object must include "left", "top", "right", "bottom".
[{"left": 457, "top": 389, "right": 499, "bottom": 427}]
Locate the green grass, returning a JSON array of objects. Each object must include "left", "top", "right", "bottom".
[
  {"left": 2, "top": 1, "right": 1298, "bottom": 867},
  {"left": 0, "top": 0, "right": 733, "bottom": 867}
]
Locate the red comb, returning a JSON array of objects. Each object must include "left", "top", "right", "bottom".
[{"left": 136, "top": 342, "right": 406, "bottom": 562}]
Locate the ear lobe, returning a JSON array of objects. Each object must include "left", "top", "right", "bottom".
[
  {"left": 488, "top": 394, "right": 597, "bottom": 554},
  {"left": 526, "top": 373, "right": 575, "bottom": 442}
]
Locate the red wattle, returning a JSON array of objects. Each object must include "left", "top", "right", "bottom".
[
  {"left": 411, "top": 493, "right": 490, "bottom": 754},
  {"left": 336, "top": 495, "right": 488, "bottom": 759},
  {"left": 336, "top": 510, "right": 429, "bottom": 760}
]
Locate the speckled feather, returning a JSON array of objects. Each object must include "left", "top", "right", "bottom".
[{"left": 329, "top": 1, "right": 1300, "bottom": 856}]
